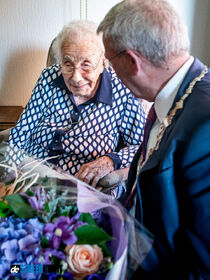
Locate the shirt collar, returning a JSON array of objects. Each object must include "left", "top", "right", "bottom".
[
  {"left": 52, "top": 68, "right": 112, "bottom": 106},
  {"left": 154, "top": 56, "right": 194, "bottom": 122}
]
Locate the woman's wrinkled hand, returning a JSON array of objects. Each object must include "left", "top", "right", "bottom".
[{"left": 75, "top": 156, "right": 114, "bottom": 187}]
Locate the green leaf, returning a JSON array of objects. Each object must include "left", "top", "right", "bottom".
[
  {"left": 98, "top": 241, "right": 112, "bottom": 257},
  {"left": 25, "top": 189, "right": 34, "bottom": 197},
  {"left": 60, "top": 210, "right": 69, "bottom": 217},
  {"left": 4, "top": 178, "right": 16, "bottom": 186},
  {"left": 45, "top": 202, "right": 49, "bottom": 212},
  {"left": 79, "top": 213, "right": 96, "bottom": 225},
  {"left": 41, "top": 235, "right": 49, "bottom": 248},
  {"left": 0, "top": 201, "right": 12, "bottom": 217},
  {"left": 60, "top": 205, "right": 77, "bottom": 218},
  {"left": 75, "top": 224, "right": 113, "bottom": 245},
  {"left": 68, "top": 205, "right": 78, "bottom": 218},
  {"left": 5, "top": 193, "right": 36, "bottom": 219},
  {"left": 107, "top": 261, "right": 114, "bottom": 270},
  {"left": 50, "top": 256, "right": 62, "bottom": 268}
]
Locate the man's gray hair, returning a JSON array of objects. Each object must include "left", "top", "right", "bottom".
[
  {"left": 97, "top": 0, "right": 190, "bottom": 67},
  {"left": 54, "top": 20, "right": 104, "bottom": 62}
]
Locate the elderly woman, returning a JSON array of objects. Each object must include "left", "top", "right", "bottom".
[{"left": 9, "top": 21, "right": 146, "bottom": 192}]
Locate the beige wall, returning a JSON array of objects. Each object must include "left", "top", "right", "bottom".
[
  {"left": 0, "top": 0, "right": 122, "bottom": 106},
  {"left": 190, "top": 0, "right": 210, "bottom": 66},
  {"left": 0, "top": 0, "right": 67, "bottom": 106},
  {"left": 0, "top": 0, "right": 210, "bottom": 107}
]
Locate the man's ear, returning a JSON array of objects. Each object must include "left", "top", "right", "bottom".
[{"left": 124, "top": 50, "right": 142, "bottom": 75}]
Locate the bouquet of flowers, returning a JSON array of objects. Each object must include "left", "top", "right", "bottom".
[{"left": 0, "top": 142, "right": 153, "bottom": 280}]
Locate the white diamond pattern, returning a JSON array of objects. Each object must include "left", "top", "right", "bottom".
[{"left": 9, "top": 66, "right": 146, "bottom": 175}]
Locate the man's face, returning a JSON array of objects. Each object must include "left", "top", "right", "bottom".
[
  {"left": 103, "top": 38, "right": 139, "bottom": 95},
  {"left": 61, "top": 41, "right": 104, "bottom": 99},
  {"left": 103, "top": 37, "right": 150, "bottom": 101},
  {"left": 103, "top": 38, "right": 125, "bottom": 81}
]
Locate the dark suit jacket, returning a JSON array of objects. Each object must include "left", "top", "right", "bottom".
[{"left": 127, "top": 58, "right": 210, "bottom": 280}]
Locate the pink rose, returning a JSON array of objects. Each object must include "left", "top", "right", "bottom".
[{"left": 65, "top": 244, "right": 103, "bottom": 278}]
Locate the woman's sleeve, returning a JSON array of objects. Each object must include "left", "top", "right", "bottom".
[
  {"left": 9, "top": 73, "right": 45, "bottom": 151},
  {"left": 107, "top": 93, "right": 146, "bottom": 169}
]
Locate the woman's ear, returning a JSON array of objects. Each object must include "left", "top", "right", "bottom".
[
  {"left": 124, "top": 50, "right": 142, "bottom": 75},
  {"left": 103, "top": 58, "right": 110, "bottom": 70}
]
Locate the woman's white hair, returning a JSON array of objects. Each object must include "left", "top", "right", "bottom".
[
  {"left": 53, "top": 20, "right": 104, "bottom": 62},
  {"left": 98, "top": 0, "right": 190, "bottom": 67}
]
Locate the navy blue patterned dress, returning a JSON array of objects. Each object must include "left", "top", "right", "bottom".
[{"left": 9, "top": 65, "right": 146, "bottom": 175}]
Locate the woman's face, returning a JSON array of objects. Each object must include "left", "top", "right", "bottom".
[{"left": 61, "top": 41, "right": 104, "bottom": 101}]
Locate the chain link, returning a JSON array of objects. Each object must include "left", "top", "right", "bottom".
[{"left": 131, "top": 65, "right": 208, "bottom": 193}]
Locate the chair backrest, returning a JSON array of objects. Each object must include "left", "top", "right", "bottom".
[{"left": 46, "top": 37, "right": 59, "bottom": 67}]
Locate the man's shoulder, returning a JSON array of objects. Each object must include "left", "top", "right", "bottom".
[
  {"left": 186, "top": 80, "right": 210, "bottom": 118},
  {"left": 175, "top": 63, "right": 210, "bottom": 127},
  {"left": 170, "top": 89, "right": 210, "bottom": 143}
]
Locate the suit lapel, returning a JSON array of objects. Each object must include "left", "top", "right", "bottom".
[
  {"left": 126, "top": 146, "right": 142, "bottom": 195},
  {"left": 170, "top": 58, "right": 205, "bottom": 109},
  {"left": 140, "top": 58, "right": 205, "bottom": 174}
]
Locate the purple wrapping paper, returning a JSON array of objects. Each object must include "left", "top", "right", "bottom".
[{"left": 77, "top": 183, "right": 127, "bottom": 261}]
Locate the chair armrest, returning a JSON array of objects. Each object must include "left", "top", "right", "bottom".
[
  {"left": 0, "top": 128, "right": 12, "bottom": 142},
  {"left": 97, "top": 167, "right": 129, "bottom": 189}
]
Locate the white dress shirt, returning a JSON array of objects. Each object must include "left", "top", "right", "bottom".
[{"left": 145, "top": 56, "right": 194, "bottom": 161}]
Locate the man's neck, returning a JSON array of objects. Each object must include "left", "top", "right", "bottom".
[{"left": 145, "top": 54, "right": 190, "bottom": 101}]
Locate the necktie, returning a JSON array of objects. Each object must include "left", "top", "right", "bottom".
[
  {"left": 125, "top": 104, "right": 157, "bottom": 210},
  {"left": 142, "top": 104, "right": 157, "bottom": 161}
]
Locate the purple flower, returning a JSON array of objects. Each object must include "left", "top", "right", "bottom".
[
  {"left": 19, "top": 234, "right": 40, "bottom": 252},
  {"left": 41, "top": 271, "right": 74, "bottom": 280},
  {"left": 35, "top": 248, "right": 66, "bottom": 264},
  {"left": 43, "top": 213, "right": 86, "bottom": 249},
  {"left": 0, "top": 216, "right": 43, "bottom": 279},
  {"left": 1, "top": 239, "right": 18, "bottom": 261},
  {"left": 24, "top": 188, "right": 47, "bottom": 211},
  {"left": 85, "top": 274, "right": 106, "bottom": 280}
]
